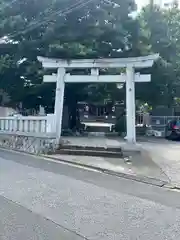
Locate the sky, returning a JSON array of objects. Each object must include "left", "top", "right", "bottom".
[
  {"left": 136, "top": 0, "right": 180, "bottom": 9},
  {"left": 136, "top": 0, "right": 149, "bottom": 10}
]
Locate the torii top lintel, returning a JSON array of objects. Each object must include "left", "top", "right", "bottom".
[{"left": 37, "top": 54, "right": 159, "bottom": 69}]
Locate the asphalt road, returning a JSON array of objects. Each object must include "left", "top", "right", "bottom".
[{"left": 1, "top": 149, "right": 180, "bottom": 240}]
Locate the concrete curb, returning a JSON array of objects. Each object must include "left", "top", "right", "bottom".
[
  {"left": 0, "top": 147, "right": 170, "bottom": 189},
  {"left": 43, "top": 154, "right": 169, "bottom": 188}
]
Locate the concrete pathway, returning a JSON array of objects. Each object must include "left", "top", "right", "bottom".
[
  {"left": 140, "top": 141, "right": 180, "bottom": 187},
  {"left": 48, "top": 153, "right": 168, "bottom": 186},
  {"left": 61, "top": 136, "right": 180, "bottom": 187},
  {"left": 61, "top": 136, "right": 122, "bottom": 148}
]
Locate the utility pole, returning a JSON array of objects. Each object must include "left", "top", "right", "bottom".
[
  {"left": 173, "top": 0, "right": 179, "bottom": 8},
  {"left": 150, "top": 0, "right": 154, "bottom": 10}
]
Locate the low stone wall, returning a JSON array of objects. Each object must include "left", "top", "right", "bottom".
[{"left": 0, "top": 131, "right": 57, "bottom": 154}]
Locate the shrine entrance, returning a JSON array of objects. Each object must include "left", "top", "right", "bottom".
[
  {"left": 38, "top": 54, "right": 159, "bottom": 144},
  {"left": 78, "top": 101, "right": 115, "bottom": 119}
]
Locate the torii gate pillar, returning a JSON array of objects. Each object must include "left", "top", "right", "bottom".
[
  {"left": 126, "top": 66, "right": 136, "bottom": 143},
  {"left": 54, "top": 68, "right": 66, "bottom": 141}
]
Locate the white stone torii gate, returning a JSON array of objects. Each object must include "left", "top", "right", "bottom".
[{"left": 38, "top": 54, "right": 159, "bottom": 144}]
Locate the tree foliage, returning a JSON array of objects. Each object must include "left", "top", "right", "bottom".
[
  {"left": 137, "top": 4, "right": 180, "bottom": 107},
  {"left": 0, "top": 0, "right": 137, "bottom": 109},
  {"left": 0, "top": 0, "right": 180, "bottom": 114}
]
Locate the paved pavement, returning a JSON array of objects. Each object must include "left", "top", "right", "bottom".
[
  {"left": 0, "top": 196, "right": 83, "bottom": 240},
  {"left": 140, "top": 140, "right": 180, "bottom": 187},
  {"left": 48, "top": 153, "right": 169, "bottom": 185},
  {"left": 62, "top": 136, "right": 180, "bottom": 187},
  {"left": 1, "top": 149, "right": 180, "bottom": 239}
]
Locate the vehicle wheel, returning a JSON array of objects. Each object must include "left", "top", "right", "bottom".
[
  {"left": 165, "top": 135, "right": 170, "bottom": 140},
  {"left": 165, "top": 131, "right": 171, "bottom": 140},
  {"left": 168, "top": 132, "right": 178, "bottom": 141}
]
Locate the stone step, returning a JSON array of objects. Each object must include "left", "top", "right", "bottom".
[
  {"left": 82, "top": 132, "right": 119, "bottom": 137},
  {"left": 55, "top": 148, "right": 123, "bottom": 158},
  {"left": 59, "top": 144, "right": 122, "bottom": 153}
]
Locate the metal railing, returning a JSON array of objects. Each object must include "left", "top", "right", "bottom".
[{"left": 151, "top": 116, "right": 180, "bottom": 129}]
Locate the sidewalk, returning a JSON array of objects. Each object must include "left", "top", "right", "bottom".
[
  {"left": 140, "top": 141, "right": 180, "bottom": 188},
  {"left": 47, "top": 136, "right": 170, "bottom": 187},
  {"left": 47, "top": 136, "right": 180, "bottom": 188}
]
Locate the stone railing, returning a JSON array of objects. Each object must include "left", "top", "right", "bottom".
[
  {"left": 0, "top": 114, "right": 55, "bottom": 134},
  {"left": 0, "top": 114, "right": 57, "bottom": 154}
]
